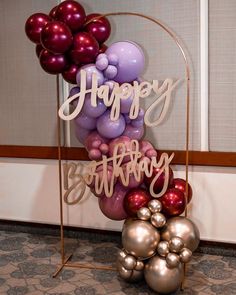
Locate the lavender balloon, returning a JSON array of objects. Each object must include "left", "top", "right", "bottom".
[
  {"left": 74, "top": 126, "right": 90, "bottom": 145},
  {"left": 74, "top": 112, "right": 96, "bottom": 130},
  {"left": 122, "top": 124, "right": 145, "bottom": 140},
  {"left": 76, "top": 64, "right": 105, "bottom": 88},
  {"left": 98, "top": 183, "right": 129, "bottom": 220},
  {"left": 97, "top": 110, "right": 125, "bottom": 139},
  {"left": 105, "top": 41, "right": 145, "bottom": 83},
  {"left": 83, "top": 93, "right": 107, "bottom": 118}
]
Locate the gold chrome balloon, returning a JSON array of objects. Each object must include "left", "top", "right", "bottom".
[
  {"left": 148, "top": 199, "right": 162, "bottom": 213},
  {"left": 122, "top": 220, "right": 160, "bottom": 259},
  {"left": 117, "top": 262, "right": 143, "bottom": 282},
  {"left": 117, "top": 249, "right": 127, "bottom": 263},
  {"left": 123, "top": 255, "right": 136, "bottom": 270},
  {"left": 137, "top": 207, "right": 151, "bottom": 220},
  {"left": 151, "top": 212, "right": 166, "bottom": 228},
  {"left": 157, "top": 241, "right": 169, "bottom": 257},
  {"left": 179, "top": 248, "right": 192, "bottom": 263},
  {"left": 166, "top": 252, "right": 180, "bottom": 268},
  {"left": 169, "top": 237, "right": 184, "bottom": 253},
  {"left": 144, "top": 256, "right": 184, "bottom": 294},
  {"left": 135, "top": 260, "right": 145, "bottom": 271},
  {"left": 161, "top": 217, "right": 200, "bottom": 251}
]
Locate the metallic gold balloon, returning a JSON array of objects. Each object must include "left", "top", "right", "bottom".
[
  {"left": 161, "top": 217, "right": 200, "bottom": 252},
  {"left": 117, "top": 262, "right": 143, "bottom": 282},
  {"left": 135, "top": 260, "right": 144, "bottom": 271},
  {"left": 122, "top": 220, "right": 160, "bottom": 259},
  {"left": 123, "top": 255, "right": 136, "bottom": 270},
  {"left": 137, "top": 207, "right": 151, "bottom": 220},
  {"left": 117, "top": 249, "right": 127, "bottom": 263},
  {"left": 144, "top": 256, "right": 184, "bottom": 294},
  {"left": 179, "top": 248, "right": 192, "bottom": 263},
  {"left": 157, "top": 241, "right": 169, "bottom": 257},
  {"left": 166, "top": 252, "right": 180, "bottom": 268},
  {"left": 151, "top": 212, "right": 166, "bottom": 228},
  {"left": 169, "top": 237, "right": 184, "bottom": 253},
  {"left": 148, "top": 199, "right": 162, "bottom": 213}
]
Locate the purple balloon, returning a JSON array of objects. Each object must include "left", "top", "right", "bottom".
[
  {"left": 74, "top": 112, "right": 96, "bottom": 130},
  {"left": 97, "top": 110, "right": 125, "bottom": 139},
  {"left": 74, "top": 125, "right": 90, "bottom": 145},
  {"left": 120, "top": 95, "right": 133, "bottom": 114},
  {"left": 76, "top": 64, "right": 105, "bottom": 88},
  {"left": 122, "top": 124, "right": 144, "bottom": 140},
  {"left": 69, "top": 86, "right": 80, "bottom": 97},
  {"left": 83, "top": 93, "right": 107, "bottom": 118},
  {"left": 104, "top": 65, "right": 117, "bottom": 79},
  {"left": 105, "top": 41, "right": 145, "bottom": 83},
  {"left": 98, "top": 183, "right": 129, "bottom": 220},
  {"left": 131, "top": 108, "right": 145, "bottom": 127}
]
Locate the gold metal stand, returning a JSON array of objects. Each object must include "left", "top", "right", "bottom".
[{"left": 53, "top": 13, "right": 190, "bottom": 286}]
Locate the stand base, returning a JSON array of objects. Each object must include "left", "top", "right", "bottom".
[{"left": 53, "top": 253, "right": 116, "bottom": 277}]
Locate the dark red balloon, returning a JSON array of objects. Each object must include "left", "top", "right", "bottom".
[
  {"left": 172, "top": 178, "right": 193, "bottom": 203},
  {"left": 99, "top": 43, "right": 108, "bottom": 54},
  {"left": 62, "top": 64, "right": 79, "bottom": 84},
  {"left": 55, "top": 0, "right": 86, "bottom": 32},
  {"left": 49, "top": 5, "right": 58, "bottom": 19},
  {"left": 69, "top": 32, "right": 99, "bottom": 65},
  {"left": 39, "top": 49, "right": 68, "bottom": 74},
  {"left": 84, "top": 13, "right": 111, "bottom": 44},
  {"left": 124, "top": 188, "right": 152, "bottom": 217},
  {"left": 159, "top": 188, "right": 186, "bottom": 217},
  {"left": 35, "top": 44, "right": 44, "bottom": 58},
  {"left": 41, "top": 21, "right": 73, "bottom": 54},
  {"left": 25, "top": 13, "right": 51, "bottom": 44},
  {"left": 144, "top": 166, "right": 174, "bottom": 194}
]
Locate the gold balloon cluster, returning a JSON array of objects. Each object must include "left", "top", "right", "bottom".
[{"left": 117, "top": 200, "right": 200, "bottom": 294}]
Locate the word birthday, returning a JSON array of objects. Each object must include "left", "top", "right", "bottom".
[
  {"left": 59, "top": 70, "right": 182, "bottom": 127},
  {"left": 63, "top": 140, "right": 174, "bottom": 204}
]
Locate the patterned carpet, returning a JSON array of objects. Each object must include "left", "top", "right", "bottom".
[{"left": 0, "top": 229, "right": 236, "bottom": 295}]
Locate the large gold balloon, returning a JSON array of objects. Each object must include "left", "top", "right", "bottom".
[
  {"left": 122, "top": 220, "right": 160, "bottom": 259},
  {"left": 161, "top": 217, "right": 200, "bottom": 252},
  {"left": 144, "top": 256, "right": 184, "bottom": 294}
]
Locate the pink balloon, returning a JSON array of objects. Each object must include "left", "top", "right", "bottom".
[
  {"left": 108, "top": 136, "right": 132, "bottom": 163},
  {"left": 85, "top": 131, "right": 109, "bottom": 160},
  {"left": 139, "top": 140, "right": 157, "bottom": 159},
  {"left": 118, "top": 163, "right": 144, "bottom": 189},
  {"left": 99, "top": 183, "right": 129, "bottom": 220}
]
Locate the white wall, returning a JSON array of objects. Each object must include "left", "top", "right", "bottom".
[{"left": 0, "top": 158, "right": 235, "bottom": 243}]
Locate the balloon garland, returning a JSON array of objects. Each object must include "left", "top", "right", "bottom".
[{"left": 25, "top": 2, "right": 200, "bottom": 293}]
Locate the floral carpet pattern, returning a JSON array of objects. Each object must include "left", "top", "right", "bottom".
[{"left": 0, "top": 229, "right": 236, "bottom": 295}]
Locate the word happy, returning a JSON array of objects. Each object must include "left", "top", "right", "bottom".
[
  {"left": 59, "top": 70, "right": 181, "bottom": 127},
  {"left": 63, "top": 140, "right": 174, "bottom": 204}
]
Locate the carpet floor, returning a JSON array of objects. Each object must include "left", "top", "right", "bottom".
[{"left": 0, "top": 229, "right": 236, "bottom": 295}]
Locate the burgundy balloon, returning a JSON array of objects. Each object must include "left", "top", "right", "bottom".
[
  {"left": 159, "top": 188, "right": 186, "bottom": 217},
  {"left": 84, "top": 13, "right": 111, "bottom": 44},
  {"left": 55, "top": 0, "right": 86, "bottom": 32},
  {"left": 124, "top": 188, "right": 152, "bottom": 217},
  {"left": 62, "top": 64, "right": 79, "bottom": 84},
  {"left": 49, "top": 5, "right": 58, "bottom": 19},
  {"left": 99, "top": 43, "right": 108, "bottom": 54},
  {"left": 172, "top": 178, "right": 193, "bottom": 203},
  {"left": 144, "top": 166, "right": 174, "bottom": 194},
  {"left": 25, "top": 13, "right": 50, "bottom": 44},
  {"left": 70, "top": 32, "right": 99, "bottom": 65},
  {"left": 39, "top": 49, "right": 68, "bottom": 74},
  {"left": 41, "top": 21, "right": 73, "bottom": 54},
  {"left": 35, "top": 44, "right": 44, "bottom": 58}
]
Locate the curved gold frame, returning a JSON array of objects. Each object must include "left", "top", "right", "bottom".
[{"left": 54, "top": 12, "right": 191, "bottom": 288}]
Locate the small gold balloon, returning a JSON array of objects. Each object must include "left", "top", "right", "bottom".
[
  {"left": 117, "top": 262, "right": 132, "bottom": 280},
  {"left": 179, "top": 248, "right": 192, "bottom": 263},
  {"left": 135, "top": 260, "right": 145, "bottom": 271},
  {"left": 169, "top": 237, "right": 184, "bottom": 253},
  {"left": 117, "top": 249, "right": 127, "bottom": 263},
  {"left": 161, "top": 217, "right": 200, "bottom": 252},
  {"left": 144, "top": 256, "right": 184, "bottom": 294},
  {"left": 123, "top": 255, "right": 137, "bottom": 270},
  {"left": 166, "top": 253, "right": 180, "bottom": 268},
  {"left": 129, "top": 269, "right": 144, "bottom": 282},
  {"left": 157, "top": 241, "right": 169, "bottom": 257},
  {"left": 148, "top": 199, "right": 162, "bottom": 213},
  {"left": 151, "top": 212, "right": 166, "bottom": 228},
  {"left": 137, "top": 207, "right": 151, "bottom": 220}
]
